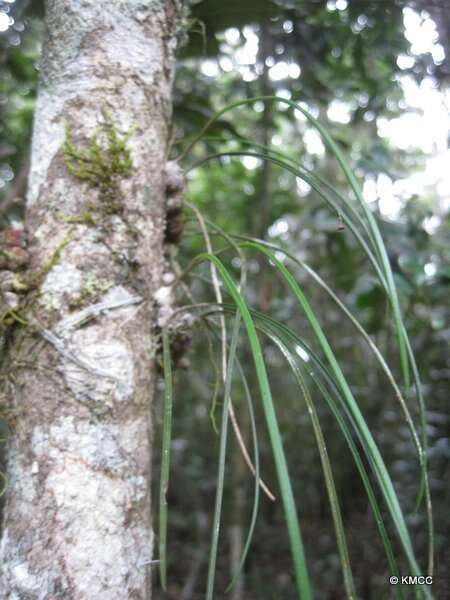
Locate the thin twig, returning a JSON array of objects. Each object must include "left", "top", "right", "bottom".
[
  {"left": 186, "top": 202, "right": 228, "bottom": 376},
  {"left": 54, "top": 294, "right": 143, "bottom": 336},
  {"left": 33, "top": 295, "right": 143, "bottom": 380},
  {"left": 38, "top": 327, "right": 116, "bottom": 380}
]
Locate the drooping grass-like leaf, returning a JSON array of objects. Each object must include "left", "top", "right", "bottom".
[
  {"left": 159, "top": 328, "right": 174, "bottom": 589},
  {"left": 201, "top": 301, "right": 404, "bottom": 600},
  {"left": 198, "top": 138, "right": 428, "bottom": 504},
  {"left": 202, "top": 320, "right": 263, "bottom": 594},
  {"left": 190, "top": 151, "right": 385, "bottom": 309},
  {"left": 206, "top": 312, "right": 241, "bottom": 600},
  {"left": 244, "top": 308, "right": 405, "bottom": 600},
  {"left": 180, "top": 95, "right": 414, "bottom": 408},
  {"left": 240, "top": 241, "right": 432, "bottom": 599},
  {"left": 194, "top": 253, "right": 312, "bottom": 600},
  {"left": 191, "top": 98, "right": 405, "bottom": 382},
  {"left": 179, "top": 227, "right": 431, "bottom": 596},
  {"left": 218, "top": 138, "right": 429, "bottom": 508},
  {"left": 233, "top": 234, "right": 432, "bottom": 547},
  {"left": 177, "top": 95, "right": 433, "bottom": 594},
  {"left": 225, "top": 357, "right": 261, "bottom": 593},
  {"left": 188, "top": 138, "right": 432, "bottom": 573},
  {"left": 273, "top": 337, "right": 356, "bottom": 598}
]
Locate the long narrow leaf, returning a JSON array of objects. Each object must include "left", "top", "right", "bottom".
[
  {"left": 195, "top": 253, "right": 312, "bottom": 600},
  {"left": 226, "top": 356, "right": 261, "bottom": 592},
  {"left": 209, "top": 301, "right": 405, "bottom": 600},
  {"left": 189, "top": 151, "right": 387, "bottom": 289},
  {"left": 234, "top": 235, "right": 429, "bottom": 510},
  {"left": 192, "top": 136, "right": 376, "bottom": 250},
  {"left": 206, "top": 313, "right": 242, "bottom": 600},
  {"left": 276, "top": 338, "right": 356, "bottom": 599},
  {"left": 180, "top": 95, "right": 411, "bottom": 392},
  {"left": 189, "top": 131, "right": 430, "bottom": 539},
  {"left": 251, "top": 312, "right": 405, "bottom": 600},
  {"left": 236, "top": 234, "right": 432, "bottom": 574},
  {"left": 159, "top": 328, "right": 174, "bottom": 589},
  {"left": 199, "top": 317, "right": 263, "bottom": 593},
  {"left": 242, "top": 241, "right": 431, "bottom": 599}
]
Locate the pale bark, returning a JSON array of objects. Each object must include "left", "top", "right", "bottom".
[{"left": 0, "top": 1, "right": 184, "bottom": 598}]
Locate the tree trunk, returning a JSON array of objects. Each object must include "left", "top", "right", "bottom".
[{"left": 0, "top": 1, "right": 184, "bottom": 598}]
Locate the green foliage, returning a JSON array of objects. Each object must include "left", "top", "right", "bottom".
[
  {"left": 63, "top": 115, "right": 132, "bottom": 201},
  {"left": 158, "top": 96, "right": 440, "bottom": 599},
  {"left": 197, "top": 252, "right": 312, "bottom": 599},
  {"left": 206, "top": 309, "right": 243, "bottom": 599},
  {"left": 28, "top": 233, "right": 73, "bottom": 300},
  {"left": 62, "top": 212, "right": 97, "bottom": 226}
]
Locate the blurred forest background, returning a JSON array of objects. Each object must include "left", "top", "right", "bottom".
[{"left": 1, "top": 1, "right": 449, "bottom": 598}]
